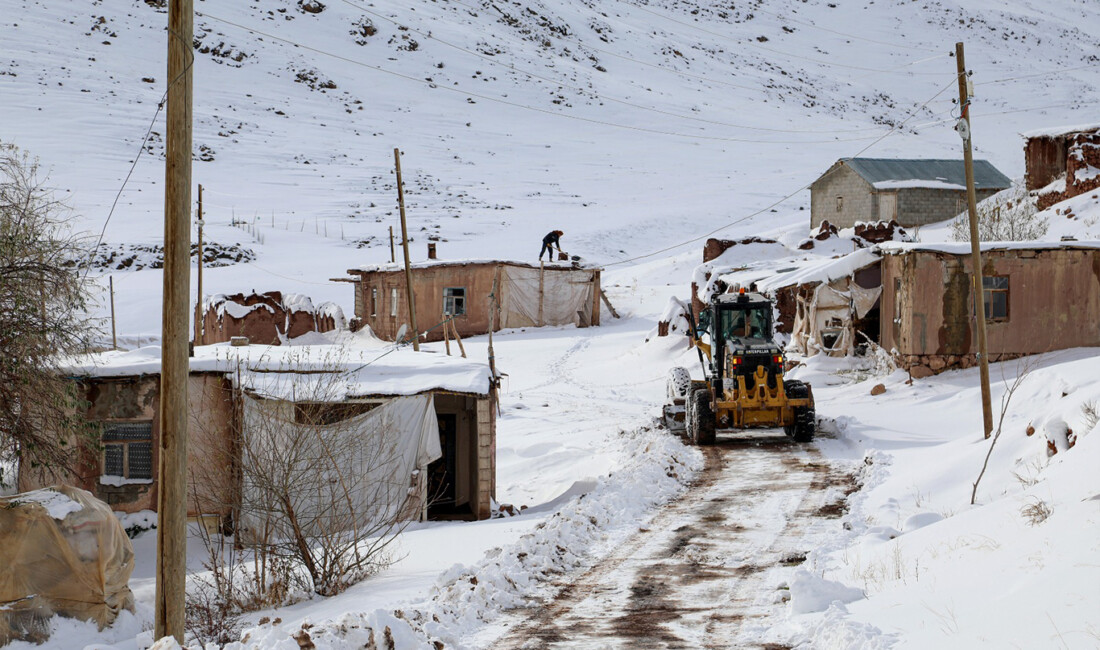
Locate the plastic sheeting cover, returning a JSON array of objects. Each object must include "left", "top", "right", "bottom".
[
  {"left": 499, "top": 266, "right": 596, "bottom": 329},
  {"left": 238, "top": 393, "right": 442, "bottom": 542},
  {"left": 0, "top": 486, "right": 135, "bottom": 644},
  {"left": 788, "top": 279, "right": 881, "bottom": 358}
]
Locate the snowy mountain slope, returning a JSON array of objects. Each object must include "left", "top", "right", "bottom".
[
  {"left": 3, "top": 0, "right": 1098, "bottom": 337},
  {"left": 3, "top": 1, "right": 1100, "bottom": 649}
]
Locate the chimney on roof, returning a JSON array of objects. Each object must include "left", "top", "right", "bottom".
[{"left": 427, "top": 243, "right": 437, "bottom": 260}]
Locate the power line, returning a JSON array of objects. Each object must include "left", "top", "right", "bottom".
[
  {"left": 602, "top": 76, "right": 959, "bottom": 268},
  {"left": 976, "top": 61, "right": 1100, "bottom": 86},
  {"left": 83, "top": 33, "right": 195, "bottom": 280},
  {"left": 341, "top": 0, "right": 886, "bottom": 136},
  {"left": 742, "top": 3, "right": 940, "bottom": 53},
  {"left": 624, "top": 3, "right": 953, "bottom": 76},
  {"left": 342, "top": 0, "right": 893, "bottom": 136},
  {"left": 196, "top": 10, "right": 884, "bottom": 145}
]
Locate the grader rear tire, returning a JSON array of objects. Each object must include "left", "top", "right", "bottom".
[
  {"left": 783, "top": 380, "right": 815, "bottom": 443},
  {"left": 688, "top": 388, "right": 716, "bottom": 446}
]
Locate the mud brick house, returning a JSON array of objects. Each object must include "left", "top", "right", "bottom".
[
  {"left": 198, "top": 291, "right": 344, "bottom": 346},
  {"left": 20, "top": 342, "right": 498, "bottom": 523},
  {"left": 878, "top": 242, "right": 1100, "bottom": 377},
  {"left": 1022, "top": 123, "right": 1100, "bottom": 210},
  {"left": 810, "top": 158, "right": 1011, "bottom": 229},
  {"left": 342, "top": 259, "right": 602, "bottom": 342}
]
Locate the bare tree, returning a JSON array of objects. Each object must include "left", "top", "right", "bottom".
[
  {"left": 951, "top": 180, "right": 1047, "bottom": 242},
  {"left": 971, "top": 355, "right": 1039, "bottom": 504},
  {"left": 0, "top": 143, "right": 101, "bottom": 474}
]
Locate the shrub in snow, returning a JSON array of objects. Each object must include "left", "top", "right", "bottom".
[
  {"left": 950, "top": 180, "right": 1047, "bottom": 242},
  {"left": 1020, "top": 497, "right": 1053, "bottom": 526}
]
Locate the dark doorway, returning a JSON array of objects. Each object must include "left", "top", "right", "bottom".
[{"left": 428, "top": 414, "right": 468, "bottom": 518}]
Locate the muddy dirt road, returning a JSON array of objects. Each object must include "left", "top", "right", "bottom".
[{"left": 491, "top": 431, "right": 854, "bottom": 649}]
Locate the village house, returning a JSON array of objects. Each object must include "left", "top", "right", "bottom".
[
  {"left": 1022, "top": 123, "right": 1100, "bottom": 210},
  {"left": 20, "top": 342, "right": 498, "bottom": 524},
  {"left": 341, "top": 258, "right": 603, "bottom": 342},
  {"left": 809, "top": 158, "right": 1011, "bottom": 229},
  {"left": 197, "top": 291, "right": 344, "bottom": 346},
  {"left": 878, "top": 241, "right": 1100, "bottom": 377},
  {"left": 682, "top": 236, "right": 1100, "bottom": 373}
]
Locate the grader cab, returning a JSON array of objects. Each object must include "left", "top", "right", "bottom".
[{"left": 665, "top": 288, "right": 815, "bottom": 445}]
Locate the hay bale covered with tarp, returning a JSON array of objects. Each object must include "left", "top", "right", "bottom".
[{"left": 0, "top": 485, "right": 135, "bottom": 644}]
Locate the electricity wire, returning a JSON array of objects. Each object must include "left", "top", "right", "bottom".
[
  {"left": 624, "top": 3, "right": 953, "bottom": 76},
  {"left": 197, "top": 11, "right": 883, "bottom": 145},
  {"left": 340, "top": 0, "right": 895, "bottom": 136},
  {"left": 83, "top": 28, "right": 194, "bottom": 281},
  {"left": 601, "top": 76, "right": 959, "bottom": 267}
]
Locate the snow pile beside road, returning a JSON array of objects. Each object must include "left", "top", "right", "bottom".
[
  {"left": 228, "top": 424, "right": 703, "bottom": 650},
  {"left": 796, "top": 350, "right": 1100, "bottom": 648}
]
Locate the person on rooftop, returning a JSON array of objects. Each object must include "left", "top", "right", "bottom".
[{"left": 540, "top": 230, "right": 564, "bottom": 262}]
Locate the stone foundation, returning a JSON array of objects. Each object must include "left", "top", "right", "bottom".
[{"left": 896, "top": 352, "right": 1029, "bottom": 378}]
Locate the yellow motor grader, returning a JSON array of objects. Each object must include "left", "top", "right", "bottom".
[{"left": 665, "top": 288, "right": 815, "bottom": 445}]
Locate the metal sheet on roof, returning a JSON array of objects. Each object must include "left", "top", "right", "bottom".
[{"left": 843, "top": 158, "right": 1011, "bottom": 190}]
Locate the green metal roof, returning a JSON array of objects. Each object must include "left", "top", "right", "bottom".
[{"left": 842, "top": 158, "right": 1011, "bottom": 190}]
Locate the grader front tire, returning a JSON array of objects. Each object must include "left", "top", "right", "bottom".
[{"left": 688, "top": 388, "right": 716, "bottom": 446}]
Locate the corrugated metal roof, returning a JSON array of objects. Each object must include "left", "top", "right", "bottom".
[{"left": 843, "top": 158, "right": 1011, "bottom": 190}]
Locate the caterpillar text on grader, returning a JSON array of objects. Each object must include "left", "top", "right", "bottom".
[{"left": 665, "top": 288, "right": 815, "bottom": 445}]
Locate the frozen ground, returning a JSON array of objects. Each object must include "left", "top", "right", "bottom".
[{"left": 2, "top": 0, "right": 1099, "bottom": 647}]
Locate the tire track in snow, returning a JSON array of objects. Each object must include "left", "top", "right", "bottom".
[{"left": 491, "top": 432, "right": 852, "bottom": 649}]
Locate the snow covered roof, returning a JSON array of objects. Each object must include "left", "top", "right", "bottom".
[
  {"left": 60, "top": 343, "right": 493, "bottom": 398},
  {"left": 754, "top": 248, "right": 881, "bottom": 292},
  {"left": 877, "top": 240, "right": 1100, "bottom": 255},
  {"left": 1021, "top": 122, "right": 1100, "bottom": 139},
  {"left": 836, "top": 158, "right": 1011, "bottom": 191},
  {"left": 348, "top": 258, "right": 598, "bottom": 275}
]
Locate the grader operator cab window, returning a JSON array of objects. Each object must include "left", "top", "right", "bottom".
[{"left": 719, "top": 306, "right": 770, "bottom": 339}]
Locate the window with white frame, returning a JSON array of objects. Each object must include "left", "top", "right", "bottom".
[
  {"left": 443, "top": 287, "right": 466, "bottom": 316},
  {"left": 102, "top": 421, "right": 153, "bottom": 480}
]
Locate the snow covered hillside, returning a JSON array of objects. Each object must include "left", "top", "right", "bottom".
[
  {"left": 3, "top": 0, "right": 1100, "bottom": 648},
  {"left": 3, "top": 0, "right": 1098, "bottom": 337}
]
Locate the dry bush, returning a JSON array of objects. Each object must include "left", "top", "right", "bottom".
[
  {"left": 1082, "top": 400, "right": 1099, "bottom": 434},
  {"left": 185, "top": 577, "right": 244, "bottom": 648},
  {"left": 950, "top": 180, "right": 1047, "bottom": 242},
  {"left": 1020, "top": 498, "right": 1053, "bottom": 526}
]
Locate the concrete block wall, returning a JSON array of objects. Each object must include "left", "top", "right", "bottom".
[
  {"left": 895, "top": 188, "right": 1000, "bottom": 227},
  {"left": 811, "top": 165, "right": 873, "bottom": 229},
  {"left": 476, "top": 396, "right": 495, "bottom": 520}
]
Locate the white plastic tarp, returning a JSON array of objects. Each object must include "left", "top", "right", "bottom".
[
  {"left": 499, "top": 266, "right": 595, "bottom": 328},
  {"left": 789, "top": 279, "right": 881, "bottom": 358},
  {"left": 238, "top": 393, "right": 441, "bottom": 541}
]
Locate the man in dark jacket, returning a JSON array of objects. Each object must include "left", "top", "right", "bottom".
[{"left": 540, "top": 230, "right": 563, "bottom": 261}]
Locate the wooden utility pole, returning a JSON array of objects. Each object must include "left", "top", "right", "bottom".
[
  {"left": 389, "top": 225, "right": 395, "bottom": 263},
  {"left": 394, "top": 148, "right": 420, "bottom": 351},
  {"left": 193, "top": 183, "right": 204, "bottom": 344},
  {"left": 956, "top": 41, "right": 994, "bottom": 438},
  {"left": 537, "top": 262, "right": 545, "bottom": 327},
  {"left": 487, "top": 274, "right": 499, "bottom": 378},
  {"left": 156, "top": 0, "right": 192, "bottom": 642},
  {"left": 109, "top": 276, "right": 117, "bottom": 351}
]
